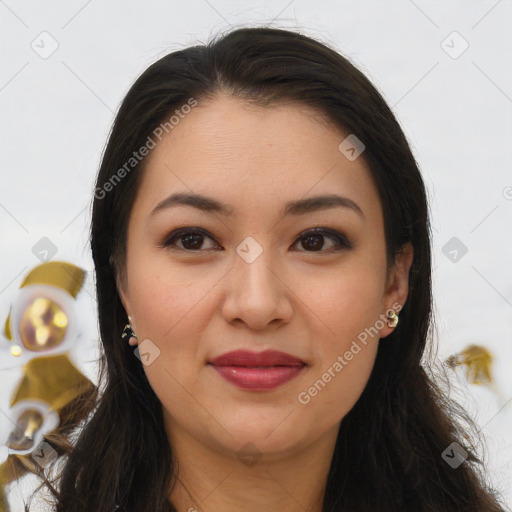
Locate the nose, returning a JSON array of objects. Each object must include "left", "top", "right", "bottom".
[{"left": 221, "top": 242, "right": 293, "bottom": 331}]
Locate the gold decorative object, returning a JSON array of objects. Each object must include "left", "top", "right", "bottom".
[
  {"left": 446, "top": 344, "right": 493, "bottom": 386},
  {"left": 0, "top": 261, "right": 94, "bottom": 512},
  {"left": 3, "top": 261, "right": 84, "bottom": 343},
  {"left": 19, "top": 297, "right": 68, "bottom": 351},
  {"left": 6, "top": 408, "right": 44, "bottom": 451}
]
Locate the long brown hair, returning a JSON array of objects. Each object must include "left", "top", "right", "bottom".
[{"left": 23, "top": 26, "right": 506, "bottom": 511}]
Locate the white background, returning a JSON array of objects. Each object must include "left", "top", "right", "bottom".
[{"left": 1, "top": 1, "right": 511, "bottom": 510}]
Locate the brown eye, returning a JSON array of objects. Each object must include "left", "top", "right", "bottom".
[
  {"left": 292, "top": 228, "right": 352, "bottom": 252},
  {"left": 160, "top": 228, "right": 220, "bottom": 252}
]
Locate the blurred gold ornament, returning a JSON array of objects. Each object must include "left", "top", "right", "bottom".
[
  {"left": 0, "top": 354, "right": 96, "bottom": 510},
  {"left": 19, "top": 297, "right": 68, "bottom": 351},
  {"left": 6, "top": 408, "right": 44, "bottom": 451},
  {"left": 0, "top": 261, "right": 90, "bottom": 512},
  {"left": 446, "top": 344, "right": 493, "bottom": 385},
  {"left": 3, "top": 261, "right": 84, "bottom": 344}
]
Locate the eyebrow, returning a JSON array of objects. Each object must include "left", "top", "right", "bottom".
[{"left": 150, "top": 192, "right": 365, "bottom": 220}]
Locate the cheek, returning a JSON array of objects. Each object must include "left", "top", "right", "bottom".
[
  {"left": 297, "top": 341, "right": 378, "bottom": 428},
  {"left": 128, "top": 267, "right": 212, "bottom": 409},
  {"left": 125, "top": 254, "right": 222, "bottom": 387},
  {"left": 304, "top": 260, "right": 386, "bottom": 343},
  {"left": 297, "top": 276, "right": 382, "bottom": 408},
  {"left": 127, "top": 244, "right": 215, "bottom": 335}
]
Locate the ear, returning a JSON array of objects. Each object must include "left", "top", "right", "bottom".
[
  {"left": 378, "top": 241, "right": 414, "bottom": 339},
  {"left": 115, "top": 271, "right": 134, "bottom": 326}
]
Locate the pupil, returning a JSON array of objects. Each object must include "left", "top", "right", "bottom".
[
  {"left": 183, "top": 234, "right": 203, "bottom": 250},
  {"left": 303, "top": 235, "right": 323, "bottom": 251}
]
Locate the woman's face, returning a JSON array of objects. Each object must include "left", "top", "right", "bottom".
[{"left": 118, "top": 94, "right": 413, "bottom": 460}]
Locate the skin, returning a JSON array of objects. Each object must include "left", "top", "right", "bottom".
[{"left": 117, "top": 94, "right": 414, "bottom": 512}]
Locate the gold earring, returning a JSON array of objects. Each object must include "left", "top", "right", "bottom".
[
  {"left": 121, "top": 323, "right": 138, "bottom": 346},
  {"left": 386, "top": 310, "right": 399, "bottom": 328}
]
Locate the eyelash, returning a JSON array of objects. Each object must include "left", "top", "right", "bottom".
[{"left": 158, "top": 227, "right": 353, "bottom": 254}]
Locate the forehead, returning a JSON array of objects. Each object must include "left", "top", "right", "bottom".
[{"left": 133, "top": 95, "right": 382, "bottom": 223}]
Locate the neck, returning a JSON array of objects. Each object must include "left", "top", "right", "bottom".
[{"left": 164, "top": 415, "right": 339, "bottom": 512}]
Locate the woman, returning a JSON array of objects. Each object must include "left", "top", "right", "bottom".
[{"left": 28, "top": 26, "right": 506, "bottom": 511}]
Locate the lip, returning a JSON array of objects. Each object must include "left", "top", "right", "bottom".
[
  {"left": 208, "top": 350, "right": 306, "bottom": 390},
  {"left": 209, "top": 349, "right": 305, "bottom": 367}
]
